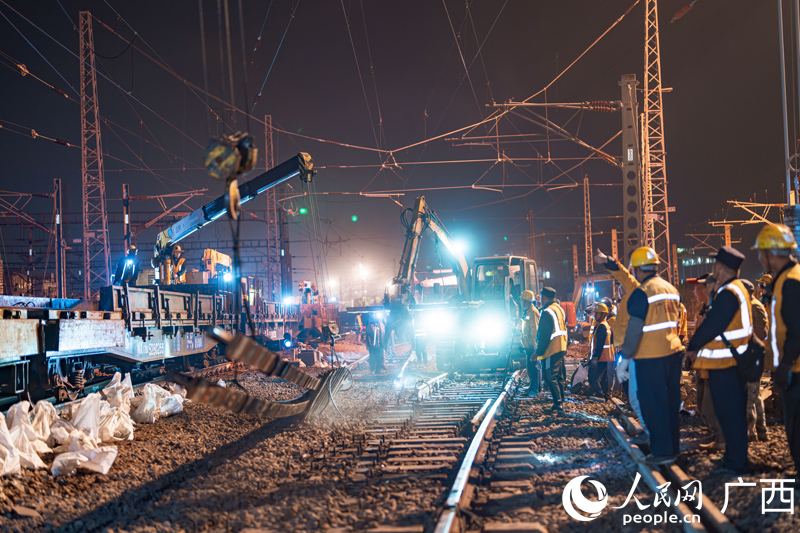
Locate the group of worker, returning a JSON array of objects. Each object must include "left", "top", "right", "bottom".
[
  {"left": 519, "top": 223, "right": 800, "bottom": 477},
  {"left": 112, "top": 244, "right": 186, "bottom": 285}
]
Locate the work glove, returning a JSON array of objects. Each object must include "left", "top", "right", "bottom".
[
  {"left": 616, "top": 357, "right": 631, "bottom": 382},
  {"left": 773, "top": 362, "right": 794, "bottom": 389},
  {"left": 594, "top": 248, "right": 610, "bottom": 267},
  {"left": 589, "top": 359, "right": 598, "bottom": 369}
]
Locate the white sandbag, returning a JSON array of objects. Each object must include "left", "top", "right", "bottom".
[
  {"left": 0, "top": 413, "right": 21, "bottom": 477},
  {"left": 49, "top": 418, "right": 76, "bottom": 448},
  {"left": 160, "top": 394, "right": 184, "bottom": 417},
  {"left": 31, "top": 401, "right": 57, "bottom": 444},
  {"left": 8, "top": 426, "right": 45, "bottom": 470},
  {"left": 66, "top": 428, "right": 101, "bottom": 452},
  {"left": 102, "top": 372, "right": 134, "bottom": 411},
  {"left": 167, "top": 382, "right": 187, "bottom": 399},
  {"left": 132, "top": 384, "right": 170, "bottom": 424},
  {"left": 72, "top": 393, "right": 101, "bottom": 440},
  {"left": 51, "top": 446, "right": 118, "bottom": 476},
  {"left": 98, "top": 408, "right": 134, "bottom": 442},
  {"left": 6, "top": 402, "right": 49, "bottom": 456}
]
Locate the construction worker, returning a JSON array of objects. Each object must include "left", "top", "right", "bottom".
[
  {"left": 756, "top": 273, "right": 773, "bottom": 306},
  {"left": 365, "top": 314, "right": 386, "bottom": 373},
  {"left": 615, "top": 246, "right": 684, "bottom": 465},
  {"left": 171, "top": 245, "right": 186, "bottom": 284},
  {"left": 678, "top": 302, "right": 689, "bottom": 343},
  {"left": 588, "top": 302, "right": 613, "bottom": 400},
  {"left": 534, "top": 287, "right": 568, "bottom": 413},
  {"left": 755, "top": 223, "right": 800, "bottom": 475},
  {"left": 687, "top": 273, "right": 724, "bottom": 451},
  {"left": 741, "top": 279, "right": 769, "bottom": 442},
  {"left": 687, "top": 246, "right": 751, "bottom": 475},
  {"left": 520, "top": 289, "right": 541, "bottom": 395},
  {"left": 113, "top": 245, "right": 139, "bottom": 285},
  {"left": 594, "top": 249, "right": 647, "bottom": 440}
]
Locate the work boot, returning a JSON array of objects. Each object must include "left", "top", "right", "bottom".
[
  {"left": 757, "top": 432, "right": 768, "bottom": 442},
  {"left": 547, "top": 402, "right": 564, "bottom": 413},
  {"left": 630, "top": 432, "right": 650, "bottom": 446}
]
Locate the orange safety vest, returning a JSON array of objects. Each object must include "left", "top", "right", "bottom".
[
  {"left": 538, "top": 302, "right": 568, "bottom": 360},
  {"left": 769, "top": 263, "right": 800, "bottom": 373},
  {"left": 694, "top": 279, "right": 752, "bottom": 370},
  {"left": 590, "top": 319, "right": 614, "bottom": 362},
  {"left": 634, "top": 275, "right": 683, "bottom": 359}
]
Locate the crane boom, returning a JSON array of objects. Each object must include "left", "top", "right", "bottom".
[
  {"left": 154, "top": 153, "right": 315, "bottom": 258},
  {"left": 386, "top": 196, "right": 470, "bottom": 305}
]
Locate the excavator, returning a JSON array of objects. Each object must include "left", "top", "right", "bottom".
[{"left": 383, "top": 196, "right": 540, "bottom": 372}]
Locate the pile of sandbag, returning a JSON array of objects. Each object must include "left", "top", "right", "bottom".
[{"left": 0, "top": 373, "right": 186, "bottom": 477}]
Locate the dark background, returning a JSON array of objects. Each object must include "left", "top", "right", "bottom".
[{"left": 0, "top": 0, "right": 792, "bottom": 301}]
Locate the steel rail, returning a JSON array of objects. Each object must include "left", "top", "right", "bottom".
[{"left": 433, "top": 370, "right": 519, "bottom": 533}]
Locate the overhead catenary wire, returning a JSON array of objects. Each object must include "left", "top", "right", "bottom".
[{"left": 252, "top": 0, "right": 302, "bottom": 112}]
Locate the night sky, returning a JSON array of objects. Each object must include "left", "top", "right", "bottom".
[{"left": 0, "top": 0, "right": 792, "bottom": 300}]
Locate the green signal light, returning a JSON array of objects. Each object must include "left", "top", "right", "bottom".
[
  {"left": 299, "top": 207, "right": 308, "bottom": 215},
  {"left": 503, "top": 236, "right": 508, "bottom": 241},
  {"left": 351, "top": 215, "right": 358, "bottom": 222}
]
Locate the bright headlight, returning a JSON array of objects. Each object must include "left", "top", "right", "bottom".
[
  {"left": 425, "top": 310, "right": 455, "bottom": 335},
  {"left": 474, "top": 314, "right": 507, "bottom": 342}
]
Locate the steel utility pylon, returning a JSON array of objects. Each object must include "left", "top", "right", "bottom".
[
  {"left": 642, "top": 0, "right": 673, "bottom": 281},
  {"left": 79, "top": 11, "right": 111, "bottom": 301},
  {"left": 584, "top": 174, "right": 593, "bottom": 274},
  {"left": 264, "top": 115, "right": 281, "bottom": 302}
]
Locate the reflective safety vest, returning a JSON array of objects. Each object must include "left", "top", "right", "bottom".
[
  {"left": 521, "top": 303, "right": 540, "bottom": 349},
  {"left": 538, "top": 303, "right": 568, "bottom": 360},
  {"left": 590, "top": 319, "right": 614, "bottom": 362},
  {"left": 678, "top": 303, "right": 688, "bottom": 338},
  {"left": 769, "top": 262, "right": 800, "bottom": 373},
  {"left": 694, "top": 279, "right": 752, "bottom": 370},
  {"left": 634, "top": 276, "right": 684, "bottom": 359},
  {"left": 609, "top": 261, "right": 640, "bottom": 348},
  {"left": 174, "top": 257, "right": 186, "bottom": 284}
]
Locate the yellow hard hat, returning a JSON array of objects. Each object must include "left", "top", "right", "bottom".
[
  {"left": 173, "top": 245, "right": 183, "bottom": 253},
  {"left": 630, "top": 246, "right": 660, "bottom": 268},
  {"left": 759, "top": 273, "right": 773, "bottom": 285},
  {"left": 754, "top": 223, "right": 797, "bottom": 250},
  {"left": 521, "top": 289, "right": 535, "bottom": 301},
  {"left": 593, "top": 302, "right": 609, "bottom": 314}
]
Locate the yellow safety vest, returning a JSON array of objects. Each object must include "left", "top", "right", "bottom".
[
  {"left": 694, "top": 279, "right": 752, "bottom": 370},
  {"left": 174, "top": 257, "right": 186, "bottom": 284},
  {"left": 769, "top": 263, "right": 800, "bottom": 373},
  {"left": 678, "top": 303, "right": 688, "bottom": 338},
  {"left": 590, "top": 319, "right": 614, "bottom": 362},
  {"left": 609, "top": 261, "right": 640, "bottom": 347},
  {"left": 521, "top": 303, "right": 540, "bottom": 349},
  {"left": 538, "top": 303, "right": 568, "bottom": 360},
  {"left": 634, "top": 276, "right": 683, "bottom": 359}
]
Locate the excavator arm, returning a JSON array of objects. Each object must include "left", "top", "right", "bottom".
[
  {"left": 153, "top": 153, "right": 315, "bottom": 262},
  {"left": 386, "top": 196, "right": 470, "bottom": 305}
]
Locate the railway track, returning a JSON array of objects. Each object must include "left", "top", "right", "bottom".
[{"left": 422, "top": 385, "right": 739, "bottom": 533}]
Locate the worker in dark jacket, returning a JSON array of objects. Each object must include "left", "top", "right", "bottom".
[
  {"left": 113, "top": 245, "right": 139, "bottom": 285},
  {"left": 687, "top": 246, "right": 752, "bottom": 475},
  {"left": 588, "top": 302, "right": 614, "bottom": 400},
  {"left": 365, "top": 314, "right": 386, "bottom": 373},
  {"left": 755, "top": 224, "right": 800, "bottom": 476},
  {"left": 535, "top": 287, "right": 568, "bottom": 413}
]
